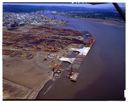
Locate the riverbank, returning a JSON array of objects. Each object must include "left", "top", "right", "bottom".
[
  {"left": 36, "top": 15, "right": 125, "bottom": 100},
  {"left": 83, "top": 18, "right": 124, "bottom": 27},
  {"left": 3, "top": 23, "right": 86, "bottom": 99}
]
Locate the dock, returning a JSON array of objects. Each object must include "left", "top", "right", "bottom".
[{"left": 57, "top": 33, "right": 96, "bottom": 82}]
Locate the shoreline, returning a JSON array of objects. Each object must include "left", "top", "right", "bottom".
[
  {"left": 3, "top": 23, "right": 86, "bottom": 99},
  {"left": 36, "top": 34, "right": 96, "bottom": 99},
  {"left": 36, "top": 14, "right": 125, "bottom": 99},
  {"left": 83, "top": 18, "right": 124, "bottom": 27},
  {"left": 3, "top": 11, "right": 124, "bottom": 99}
]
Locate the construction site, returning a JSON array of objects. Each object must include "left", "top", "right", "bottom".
[{"left": 3, "top": 23, "right": 95, "bottom": 99}]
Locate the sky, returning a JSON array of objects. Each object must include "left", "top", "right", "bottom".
[{"left": 3, "top": 3, "right": 125, "bottom": 8}]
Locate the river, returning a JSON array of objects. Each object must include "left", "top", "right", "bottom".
[{"left": 36, "top": 14, "right": 125, "bottom": 100}]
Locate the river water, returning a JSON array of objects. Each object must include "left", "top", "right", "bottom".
[{"left": 36, "top": 14, "right": 125, "bottom": 100}]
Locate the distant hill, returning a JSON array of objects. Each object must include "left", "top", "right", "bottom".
[
  {"left": 3, "top": 4, "right": 124, "bottom": 13},
  {"left": 3, "top": 4, "right": 125, "bottom": 20}
]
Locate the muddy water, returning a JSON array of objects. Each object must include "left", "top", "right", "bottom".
[{"left": 36, "top": 15, "right": 125, "bottom": 100}]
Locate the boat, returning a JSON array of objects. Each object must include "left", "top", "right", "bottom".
[{"left": 69, "top": 72, "right": 79, "bottom": 82}]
